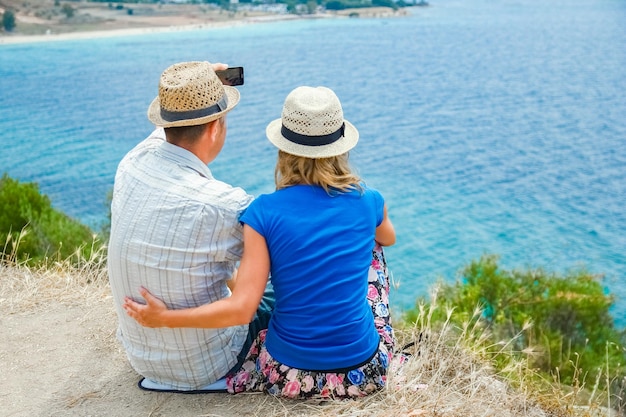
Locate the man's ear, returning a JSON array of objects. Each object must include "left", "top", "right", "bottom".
[
  {"left": 205, "top": 120, "right": 218, "bottom": 142},
  {"left": 205, "top": 118, "right": 224, "bottom": 144}
]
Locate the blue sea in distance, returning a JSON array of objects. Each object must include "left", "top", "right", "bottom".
[{"left": 1, "top": 0, "right": 625, "bottom": 323}]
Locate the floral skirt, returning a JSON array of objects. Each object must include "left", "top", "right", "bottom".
[{"left": 225, "top": 244, "right": 400, "bottom": 399}]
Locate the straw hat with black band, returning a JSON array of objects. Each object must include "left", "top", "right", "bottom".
[
  {"left": 147, "top": 61, "right": 240, "bottom": 128},
  {"left": 266, "top": 86, "right": 359, "bottom": 159}
]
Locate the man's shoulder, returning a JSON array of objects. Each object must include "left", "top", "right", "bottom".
[
  {"left": 197, "top": 179, "right": 254, "bottom": 211},
  {"left": 132, "top": 128, "right": 166, "bottom": 151},
  {"left": 118, "top": 128, "right": 165, "bottom": 166}
]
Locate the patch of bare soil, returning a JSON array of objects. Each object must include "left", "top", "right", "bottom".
[{"left": 0, "top": 265, "right": 325, "bottom": 417}]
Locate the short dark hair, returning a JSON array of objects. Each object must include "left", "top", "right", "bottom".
[{"left": 164, "top": 123, "right": 209, "bottom": 145}]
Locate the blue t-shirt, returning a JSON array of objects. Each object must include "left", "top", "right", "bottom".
[{"left": 240, "top": 184, "right": 384, "bottom": 370}]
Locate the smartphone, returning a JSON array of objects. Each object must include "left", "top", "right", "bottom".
[{"left": 216, "top": 67, "right": 244, "bottom": 86}]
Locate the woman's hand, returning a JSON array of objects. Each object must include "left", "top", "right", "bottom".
[{"left": 123, "top": 287, "right": 169, "bottom": 328}]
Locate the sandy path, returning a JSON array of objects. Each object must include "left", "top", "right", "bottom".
[{"left": 0, "top": 288, "right": 316, "bottom": 417}]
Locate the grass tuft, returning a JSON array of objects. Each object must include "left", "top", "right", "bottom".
[{"left": 1, "top": 237, "right": 108, "bottom": 314}]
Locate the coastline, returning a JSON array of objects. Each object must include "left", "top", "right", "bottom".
[
  {"left": 0, "top": 14, "right": 301, "bottom": 45},
  {"left": 0, "top": 7, "right": 409, "bottom": 46}
]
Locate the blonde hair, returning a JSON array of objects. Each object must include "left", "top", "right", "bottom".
[{"left": 275, "top": 150, "right": 363, "bottom": 194}]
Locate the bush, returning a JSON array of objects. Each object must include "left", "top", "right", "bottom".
[
  {"left": 0, "top": 174, "right": 102, "bottom": 265},
  {"left": 404, "top": 254, "right": 626, "bottom": 390},
  {"left": 61, "top": 3, "right": 75, "bottom": 18},
  {"left": 372, "top": 0, "right": 397, "bottom": 10},
  {"left": 2, "top": 10, "right": 16, "bottom": 32}
]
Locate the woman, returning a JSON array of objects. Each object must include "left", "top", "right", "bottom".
[{"left": 123, "top": 86, "right": 399, "bottom": 399}]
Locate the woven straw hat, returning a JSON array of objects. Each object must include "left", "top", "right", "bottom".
[
  {"left": 266, "top": 86, "right": 358, "bottom": 158},
  {"left": 147, "top": 61, "right": 240, "bottom": 128}
]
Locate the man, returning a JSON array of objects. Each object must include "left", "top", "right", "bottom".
[{"left": 108, "top": 61, "right": 270, "bottom": 392}]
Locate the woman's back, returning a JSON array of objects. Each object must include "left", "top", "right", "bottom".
[{"left": 241, "top": 184, "right": 384, "bottom": 370}]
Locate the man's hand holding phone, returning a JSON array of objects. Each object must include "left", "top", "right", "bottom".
[{"left": 215, "top": 67, "right": 244, "bottom": 86}]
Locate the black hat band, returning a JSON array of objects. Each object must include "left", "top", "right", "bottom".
[
  {"left": 160, "top": 95, "right": 228, "bottom": 122},
  {"left": 280, "top": 123, "right": 345, "bottom": 147}
]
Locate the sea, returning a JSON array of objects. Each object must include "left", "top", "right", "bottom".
[{"left": 1, "top": 0, "right": 625, "bottom": 324}]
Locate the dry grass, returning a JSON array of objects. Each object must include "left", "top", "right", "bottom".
[
  {"left": 0, "top": 234, "right": 108, "bottom": 314},
  {"left": 0, "top": 246, "right": 618, "bottom": 416}
]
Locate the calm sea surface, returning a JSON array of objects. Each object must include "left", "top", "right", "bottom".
[{"left": 1, "top": 0, "right": 625, "bottom": 323}]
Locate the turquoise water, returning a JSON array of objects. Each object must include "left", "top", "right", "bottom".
[{"left": 1, "top": 0, "right": 625, "bottom": 322}]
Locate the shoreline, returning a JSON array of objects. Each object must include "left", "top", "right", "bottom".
[
  {"left": 0, "top": 7, "right": 410, "bottom": 46},
  {"left": 0, "top": 14, "right": 302, "bottom": 45}
]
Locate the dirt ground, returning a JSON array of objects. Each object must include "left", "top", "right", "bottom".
[{"left": 0, "top": 291, "right": 331, "bottom": 417}]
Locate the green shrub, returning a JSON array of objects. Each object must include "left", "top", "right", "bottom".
[
  {"left": 0, "top": 173, "right": 102, "bottom": 265},
  {"left": 1, "top": 173, "right": 48, "bottom": 258},
  {"left": 2, "top": 9, "right": 16, "bottom": 32},
  {"left": 372, "top": 0, "right": 398, "bottom": 10},
  {"left": 404, "top": 254, "right": 626, "bottom": 389},
  {"left": 61, "top": 3, "right": 75, "bottom": 18}
]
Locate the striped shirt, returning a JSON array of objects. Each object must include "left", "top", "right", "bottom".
[{"left": 108, "top": 128, "right": 253, "bottom": 390}]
